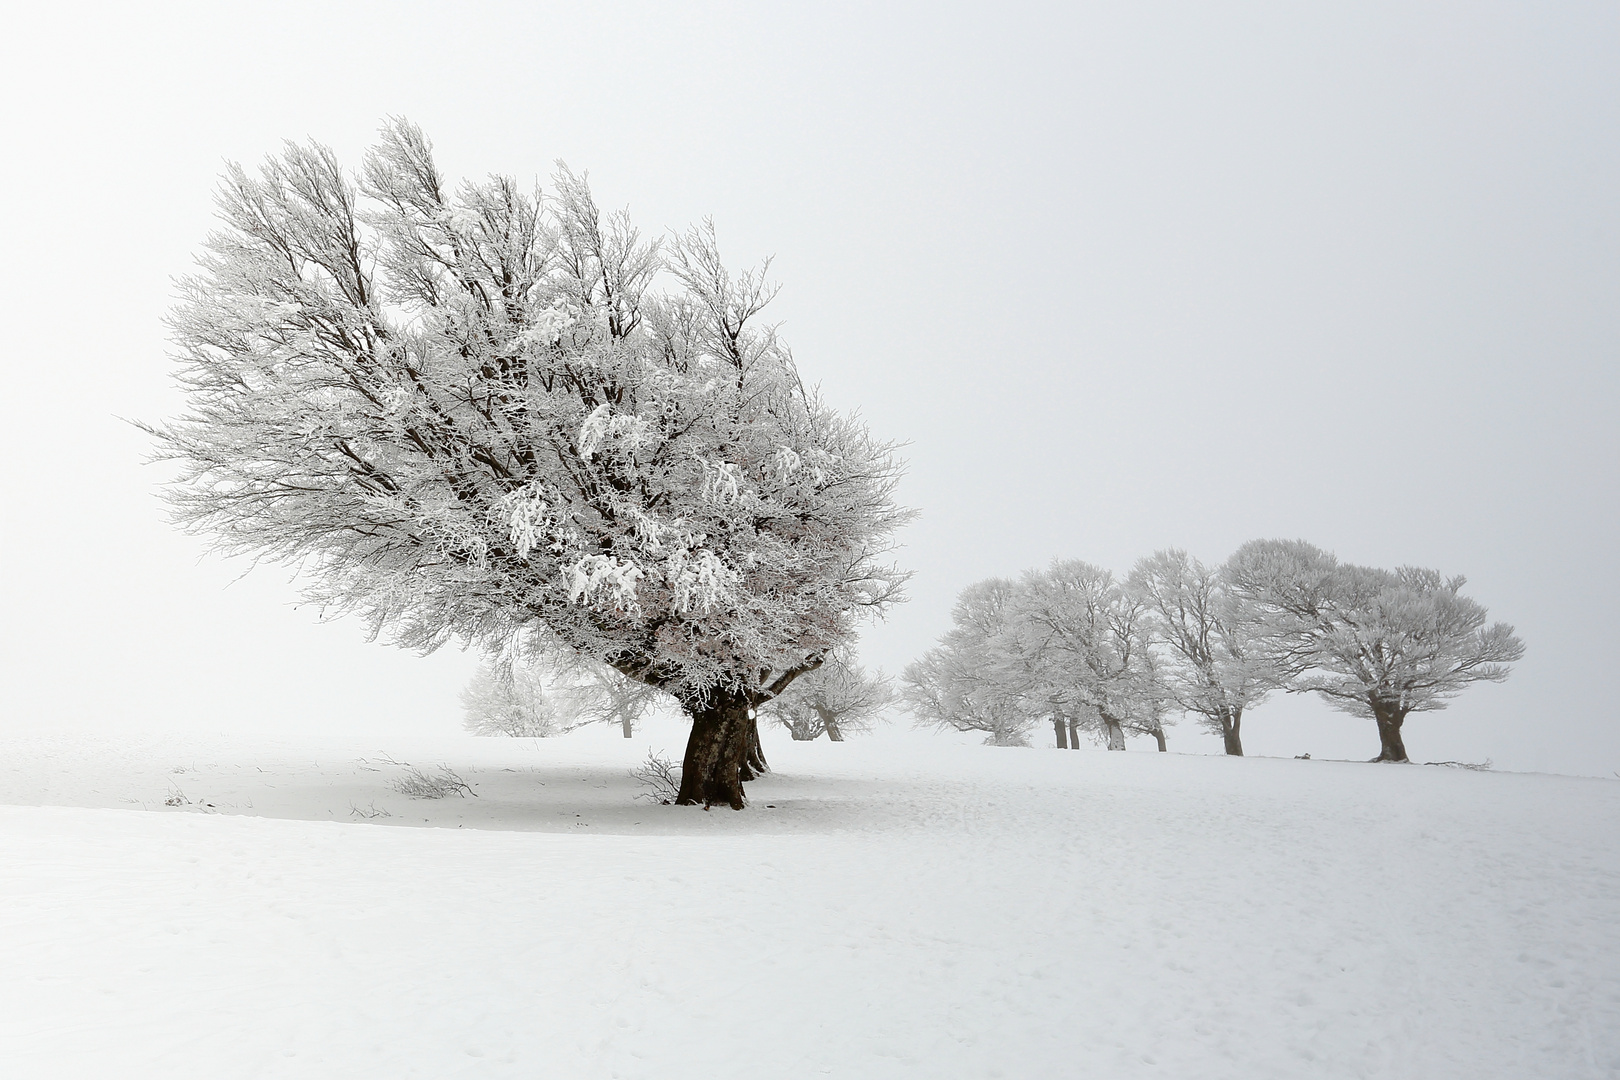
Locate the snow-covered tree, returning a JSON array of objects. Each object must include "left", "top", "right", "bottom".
[
  {"left": 544, "top": 650, "right": 672, "bottom": 739},
  {"left": 906, "top": 566, "right": 1172, "bottom": 751},
  {"left": 1128, "top": 549, "right": 1282, "bottom": 755},
  {"left": 764, "top": 650, "right": 894, "bottom": 741},
  {"left": 144, "top": 121, "right": 911, "bottom": 808},
  {"left": 1225, "top": 540, "right": 1525, "bottom": 762},
  {"left": 461, "top": 660, "right": 557, "bottom": 737},
  {"left": 902, "top": 579, "right": 1038, "bottom": 746},
  {"left": 1013, "top": 561, "right": 1172, "bottom": 751}
]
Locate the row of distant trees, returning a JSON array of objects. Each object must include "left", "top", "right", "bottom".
[
  {"left": 903, "top": 540, "right": 1524, "bottom": 761},
  {"left": 466, "top": 537, "right": 1522, "bottom": 763}
]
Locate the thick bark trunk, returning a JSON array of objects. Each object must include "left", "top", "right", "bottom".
[
  {"left": 1053, "top": 716, "right": 1068, "bottom": 750},
  {"left": 1371, "top": 702, "right": 1410, "bottom": 762},
  {"left": 676, "top": 691, "right": 754, "bottom": 809},
  {"left": 825, "top": 717, "right": 844, "bottom": 742},
  {"left": 1222, "top": 707, "right": 1244, "bottom": 756},
  {"left": 1152, "top": 727, "right": 1167, "bottom": 753},
  {"left": 621, "top": 713, "right": 634, "bottom": 739},
  {"left": 1067, "top": 719, "right": 1082, "bottom": 750},
  {"left": 1104, "top": 720, "right": 1126, "bottom": 751}
]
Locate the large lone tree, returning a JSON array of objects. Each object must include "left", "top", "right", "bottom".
[{"left": 146, "top": 121, "right": 911, "bottom": 808}]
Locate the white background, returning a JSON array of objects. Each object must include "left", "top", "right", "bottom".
[{"left": 1, "top": 1, "right": 1615, "bottom": 772}]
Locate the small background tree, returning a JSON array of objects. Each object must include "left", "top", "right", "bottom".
[
  {"left": 544, "top": 649, "right": 673, "bottom": 738},
  {"left": 1013, "top": 561, "right": 1172, "bottom": 751},
  {"left": 764, "top": 651, "right": 894, "bottom": 741},
  {"left": 461, "top": 660, "right": 557, "bottom": 737}
]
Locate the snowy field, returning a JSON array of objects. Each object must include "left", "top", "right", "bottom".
[{"left": 2, "top": 721, "right": 1617, "bottom": 1079}]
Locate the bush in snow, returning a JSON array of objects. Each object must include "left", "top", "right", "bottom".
[
  {"left": 389, "top": 763, "right": 475, "bottom": 799},
  {"left": 630, "top": 748, "right": 682, "bottom": 804}
]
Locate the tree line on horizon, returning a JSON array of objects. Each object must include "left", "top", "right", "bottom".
[{"left": 903, "top": 540, "right": 1524, "bottom": 762}]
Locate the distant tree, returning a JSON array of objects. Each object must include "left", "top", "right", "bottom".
[
  {"left": 1013, "top": 561, "right": 1172, "bottom": 751},
  {"left": 143, "top": 121, "right": 911, "bottom": 808},
  {"left": 903, "top": 579, "right": 1038, "bottom": 746},
  {"left": 543, "top": 648, "right": 673, "bottom": 739},
  {"left": 461, "top": 660, "right": 557, "bottom": 737},
  {"left": 1129, "top": 548, "right": 1282, "bottom": 755},
  {"left": 1225, "top": 540, "right": 1525, "bottom": 762},
  {"left": 765, "top": 651, "right": 894, "bottom": 741},
  {"left": 905, "top": 567, "right": 1174, "bottom": 752}
]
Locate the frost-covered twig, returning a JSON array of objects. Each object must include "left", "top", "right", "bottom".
[
  {"left": 382, "top": 760, "right": 477, "bottom": 799},
  {"left": 631, "top": 749, "right": 681, "bottom": 804},
  {"left": 1424, "top": 759, "right": 1493, "bottom": 771}
]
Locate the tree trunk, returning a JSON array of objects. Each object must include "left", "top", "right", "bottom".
[
  {"left": 1053, "top": 716, "right": 1068, "bottom": 750},
  {"left": 1067, "top": 718, "right": 1082, "bottom": 750},
  {"left": 1222, "top": 707, "right": 1244, "bottom": 756},
  {"left": 621, "top": 713, "right": 634, "bottom": 739},
  {"left": 1104, "top": 720, "right": 1126, "bottom": 751},
  {"left": 676, "top": 691, "right": 754, "bottom": 808},
  {"left": 748, "top": 715, "right": 769, "bottom": 774},
  {"left": 1152, "top": 727, "right": 1167, "bottom": 753},
  {"left": 815, "top": 704, "right": 844, "bottom": 742},
  {"left": 1371, "top": 702, "right": 1409, "bottom": 762},
  {"left": 738, "top": 714, "right": 769, "bottom": 781}
]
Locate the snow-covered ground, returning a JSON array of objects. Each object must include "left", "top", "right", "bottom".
[{"left": 2, "top": 720, "right": 1616, "bottom": 1079}]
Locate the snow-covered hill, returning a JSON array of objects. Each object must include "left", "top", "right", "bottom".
[{"left": 2, "top": 722, "right": 1615, "bottom": 1079}]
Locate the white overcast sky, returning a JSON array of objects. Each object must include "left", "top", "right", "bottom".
[{"left": 1, "top": 1, "right": 1615, "bottom": 773}]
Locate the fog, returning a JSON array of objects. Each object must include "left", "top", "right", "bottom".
[{"left": 1, "top": 1, "right": 1614, "bottom": 773}]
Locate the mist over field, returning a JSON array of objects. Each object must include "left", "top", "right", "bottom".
[{"left": 1, "top": 2, "right": 1617, "bottom": 1076}]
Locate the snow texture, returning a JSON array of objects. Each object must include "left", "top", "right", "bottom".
[{"left": 1, "top": 722, "right": 1616, "bottom": 1078}]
